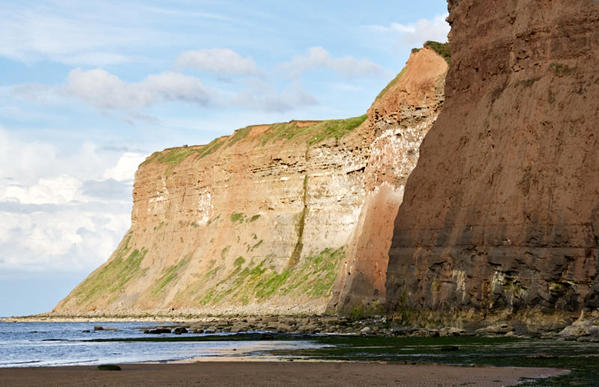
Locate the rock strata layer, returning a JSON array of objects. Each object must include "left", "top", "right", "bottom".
[
  {"left": 387, "top": 0, "right": 599, "bottom": 324},
  {"left": 53, "top": 48, "right": 447, "bottom": 317}
]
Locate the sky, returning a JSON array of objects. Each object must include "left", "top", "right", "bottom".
[{"left": 0, "top": 0, "right": 449, "bottom": 317}]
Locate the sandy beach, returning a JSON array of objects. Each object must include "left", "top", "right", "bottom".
[{"left": 0, "top": 361, "right": 568, "bottom": 386}]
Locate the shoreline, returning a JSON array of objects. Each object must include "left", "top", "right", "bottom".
[
  {"left": 0, "top": 361, "right": 570, "bottom": 386},
  {"left": 5, "top": 313, "right": 599, "bottom": 343}
]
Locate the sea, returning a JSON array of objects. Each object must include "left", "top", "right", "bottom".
[
  {"left": 0, "top": 321, "right": 323, "bottom": 367},
  {"left": 2, "top": 321, "right": 599, "bottom": 384}
]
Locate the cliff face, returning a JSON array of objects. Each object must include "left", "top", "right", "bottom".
[
  {"left": 53, "top": 48, "right": 447, "bottom": 316},
  {"left": 330, "top": 49, "right": 447, "bottom": 313},
  {"left": 387, "top": 0, "right": 599, "bottom": 321}
]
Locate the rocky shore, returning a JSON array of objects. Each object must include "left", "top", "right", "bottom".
[{"left": 6, "top": 310, "right": 599, "bottom": 342}]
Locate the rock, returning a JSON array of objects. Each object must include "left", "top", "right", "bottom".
[
  {"left": 439, "top": 327, "right": 465, "bottom": 337},
  {"left": 144, "top": 328, "right": 171, "bottom": 334},
  {"left": 476, "top": 324, "right": 514, "bottom": 336},
  {"left": 559, "top": 317, "right": 599, "bottom": 339},
  {"left": 360, "top": 326, "right": 372, "bottom": 335},
  {"left": 97, "top": 364, "right": 121, "bottom": 371},
  {"left": 52, "top": 45, "right": 448, "bottom": 318},
  {"left": 173, "top": 327, "right": 188, "bottom": 334},
  {"left": 94, "top": 326, "right": 117, "bottom": 332},
  {"left": 387, "top": 0, "right": 599, "bottom": 325}
]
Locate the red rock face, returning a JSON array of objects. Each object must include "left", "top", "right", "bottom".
[
  {"left": 388, "top": 0, "right": 599, "bottom": 318},
  {"left": 331, "top": 49, "right": 447, "bottom": 313}
]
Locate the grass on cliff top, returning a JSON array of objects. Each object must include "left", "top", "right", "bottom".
[
  {"left": 143, "top": 146, "right": 196, "bottom": 167},
  {"left": 226, "top": 126, "right": 253, "bottom": 148},
  {"left": 143, "top": 136, "right": 228, "bottom": 169},
  {"left": 260, "top": 116, "right": 367, "bottom": 146},
  {"left": 142, "top": 114, "right": 366, "bottom": 172},
  {"left": 190, "top": 247, "right": 345, "bottom": 306},
  {"left": 412, "top": 40, "right": 451, "bottom": 64},
  {"left": 374, "top": 40, "right": 449, "bottom": 103}
]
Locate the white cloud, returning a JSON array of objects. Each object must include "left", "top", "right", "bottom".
[
  {"left": 103, "top": 152, "right": 146, "bottom": 182},
  {"left": 10, "top": 83, "right": 59, "bottom": 105},
  {"left": 2, "top": 176, "right": 83, "bottom": 205},
  {"left": 232, "top": 79, "right": 317, "bottom": 112},
  {"left": 0, "top": 3, "right": 148, "bottom": 65},
  {"left": 0, "top": 126, "right": 143, "bottom": 272},
  {"left": 0, "top": 205, "right": 130, "bottom": 271},
  {"left": 177, "top": 49, "right": 260, "bottom": 75},
  {"left": 369, "top": 14, "right": 450, "bottom": 47},
  {"left": 13, "top": 67, "right": 317, "bottom": 114},
  {"left": 0, "top": 2, "right": 232, "bottom": 66},
  {"left": 65, "top": 68, "right": 216, "bottom": 110},
  {"left": 281, "top": 46, "right": 384, "bottom": 79},
  {"left": 61, "top": 52, "right": 134, "bottom": 66}
]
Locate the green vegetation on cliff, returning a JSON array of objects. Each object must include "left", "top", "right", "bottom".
[
  {"left": 151, "top": 255, "right": 191, "bottom": 296},
  {"left": 143, "top": 114, "right": 367, "bottom": 172},
  {"left": 375, "top": 67, "right": 407, "bottom": 102},
  {"left": 197, "top": 137, "right": 226, "bottom": 158},
  {"left": 72, "top": 236, "right": 148, "bottom": 304},
  {"left": 187, "top": 247, "right": 345, "bottom": 306},
  {"left": 411, "top": 41, "right": 450, "bottom": 64},
  {"left": 259, "top": 116, "right": 367, "bottom": 146}
]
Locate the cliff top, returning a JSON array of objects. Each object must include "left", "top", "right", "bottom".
[{"left": 142, "top": 45, "right": 449, "bottom": 170}]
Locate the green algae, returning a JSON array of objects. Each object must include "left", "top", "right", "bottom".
[{"left": 86, "top": 333, "right": 598, "bottom": 384}]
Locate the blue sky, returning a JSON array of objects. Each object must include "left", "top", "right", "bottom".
[{"left": 0, "top": 0, "right": 448, "bottom": 317}]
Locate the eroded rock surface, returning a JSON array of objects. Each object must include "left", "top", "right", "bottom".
[
  {"left": 53, "top": 48, "right": 447, "bottom": 317},
  {"left": 330, "top": 48, "right": 447, "bottom": 314},
  {"left": 387, "top": 0, "right": 599, "bottom": 324}
]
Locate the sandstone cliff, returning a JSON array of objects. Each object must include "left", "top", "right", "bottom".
[
  {"left": 387, "top": 0, "right": 599, "bottom": 325},
  {"left": 53, "top": 47, "right": 447, "bottom": 317},
  {"left": 330, "top": 47, "right": 447, "bottom": 314}
]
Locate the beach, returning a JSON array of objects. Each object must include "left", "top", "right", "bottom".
[{"left": 0, "top": 361, "right": 569, "bottom": 386}]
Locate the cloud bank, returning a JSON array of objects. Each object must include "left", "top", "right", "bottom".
[
  {"left": 66, "top": 69, "right": 215, "bottom": 110},
  {"left": 0, "top": 127, "right": 145, "bottom": 272},
  {"left": 282, "top": 46, "right": 385, "bottom": 79},
  {"left": 369, "top": 14, "right": 450, "bottom": 47},
  {"left": 176, "top": 49, "right": 259, "bottom": 75}
]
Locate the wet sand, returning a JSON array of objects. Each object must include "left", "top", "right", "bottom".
[{"left": 0, "top": 361, "right": 568, "bottom": 386}]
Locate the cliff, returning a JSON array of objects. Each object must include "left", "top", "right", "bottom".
[
  {"left": 330, "top": 45, "right": 447, "bottom": 314},
  {"left": 53, "top": 47, "right": 447, "bottom": 316},
  {"left": 387, "top": 0, "right": 599, "bottom": 325}
]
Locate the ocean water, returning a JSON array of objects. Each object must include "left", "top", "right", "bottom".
[
  {"left": 0, "top": 322, "right": 323, "bottom": 367},
  {"left": 4, "top": 322, "right": 599, "bottom": 384}
]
